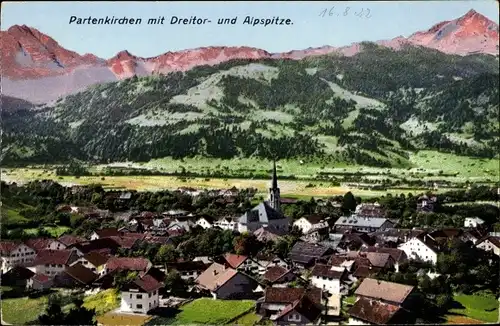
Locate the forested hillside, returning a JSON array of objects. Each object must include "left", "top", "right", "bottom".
[{"left": 2, "top": 43, "right": 499, "bottom": 167}]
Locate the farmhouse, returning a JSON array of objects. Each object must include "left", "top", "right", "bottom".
[
  {"left": 464, "top": 217, "right": 485, "bottom": 228},
  {"left": 310, "top": 263, "right": 347, "bottom": 295},
  {"left": 334, "top": 216, "right": 394, "bottom": 233},
  {"left": 0, "top": 241, "right": 37, "bottom": 273},
  {"left": 476, "top": 235, "right": 500, "bottom": 256},
  {"left": 293, "top": 215, "right": 329, "bottom": 234},
  {"left": 27, "top": 249, "right": 79, "bottom": 276},
  {"left": 398, "top": 232, "right": 440, "bottom": 264},
  {"left": 120, "top": 274, "right": 163, "bottom": 314}
]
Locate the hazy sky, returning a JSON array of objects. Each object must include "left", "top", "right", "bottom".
[{"left": 1, "top": 1, "right": 498, "bottom": 59}]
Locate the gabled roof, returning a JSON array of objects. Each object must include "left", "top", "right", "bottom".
[
  {"left": 24, "top": 238, "right": 52, "bottom": 252},
  {"left": 311, "top": 264, "right": 346, "bottom": 279},
  {"left": 71, "top": 237, "right": 121, "bottom": 254},
  {"left": 126, "top": 274, "right": 163, "bottom": 293},
  {"left": 264, "top": 287, "right": 322, "bottom": 305},
  {"left": 239, "top": 202, "right": 286, "bottom": 224},
  {"left": 335, "top": 216, "right": 390, "bottom": 228},
  {"left": 364, "top": 252, "right": 392, "bottom": 268},
  {"left": 349, "top": 297, "right": 401, "bottom": 324},
  {"left": 477, "top": 235, "right": 500, "bottom": 248},
  {"left": 263, "top": 266, "right": 293, "bottom": 283},
  {"left": 105, "top": 257, "right": 151, "bottom": 273},
  {"left": 32, "top": 249, "right": 74, "bottom": 265},
  {"left": 166, "top": 261, "right": 208, "bottom": 272},
  {"left": 414, "top": 233, "right": 440, "bottom": 253},
  {"left": 63, "top": 263, "right": 98, "bottom": 285},
  {"left": 0, "top": 241, "right": 22, "bottom": 254},
  {"left": 364, "top": 247, "right": 407, "bottom": 263},
  {"left": 276, "top": 295, "right": 322, "bottom": 323},
  {"left": 58, "top": 235, "right": 85, "bottom": 246},
  {"left": 290, "top": 242, "right": 331, "bottom": 264},
  {"left": 299, "top": 215, "right": 326, "bottom": 225},
  {"left": 82, "top": 251, "right": 109, "bottom": 267},
  {"left": 223, "top": 253, "right": 248, "bottom": 269},
  {"left": 93, "top": 228, "right": 120, "bottom": 238},
  {"left": 195, "top": 263, "right": 239, "bottom": 292},
  {"left": 355, "top": 278, "right": 414, "bottom": 305},
  {"left": 32, "top": 273, "right": 51, "bottom": 283}
]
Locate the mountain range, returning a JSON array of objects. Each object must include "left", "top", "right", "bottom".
[
  {"left": 1, "top": 9, "right": 499, "bottom": 168},
  {"left": 1, "top": 9, "right": 498, "bottom": 104}
]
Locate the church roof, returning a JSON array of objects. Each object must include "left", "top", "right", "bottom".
[{"left": 239, "top": 202, "right": 286, "bottom": 224}]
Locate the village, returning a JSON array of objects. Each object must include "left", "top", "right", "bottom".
[{"left": 1, "top": 163, "right": 499, "bottom": 325}]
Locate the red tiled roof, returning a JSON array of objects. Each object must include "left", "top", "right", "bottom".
[
  {"left": 105, "top": 257, "right": 151, "bottom": 273},
  {"left": 107, "top": 236, "right": 139, "bottom": 249},
  {"left": 32, "top": 273, "right": 51, "bottom": 283},
  {"left": 264, "top": 287, "right": 322, "bottom": 305},
  {"left": 133, "top": 274, "right": 163, "bottom": 292},
  {"left": 311, "top": 264, "right": 346, "bottom": 279},
  {"left": 223, "top": 253, "right": 248, "bottom": 269},
  {"left": 0, "top": 241, "right": 21, "bottom": 254},
  {"left": 83, "top": 251, "right": 109, "bottom": 266},
  {"left": 195, "top": 263, "right": 239, "bottom": 291},
  {"left": 355, "top": 278, "right": 414, "bottom": 305},
  {"left": 94, "top": 228, "right": 120, "bottom": 238},
  {"left": 58, "top": 235, "right": 85, "bottom": 246},
  {"left": 64, "top": 263, "right": 98, "bottom": 285},
  {"left": 349, "top": 297, "right": 401, "bottom": 324},
  {"left": 121, "top": 232, "right": 146, "bottom": 240},
  {"left": 32, "top": 249, "right": 74, "bottom": 265},
  {"left": 24, "top": 238, "right": 52, "bottom": 252},
  {"left": 277, "top": 295, "right": 322, "bottom": 323},
  {"left": 263, "top": 266, "right": 291, "bottom": 283}
]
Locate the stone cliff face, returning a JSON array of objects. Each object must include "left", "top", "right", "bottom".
[{"left": 1, "top": 9, "right": 497, "bottom": 103}]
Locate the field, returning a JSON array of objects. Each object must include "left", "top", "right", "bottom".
[
  {"left": 25, "top": 226, "right": 71, "bottom": 237},
  {"left": 447, "top": 294, "right": 499, "bottom": 324},
  {"left": 97, "top": 313, "right": 152, "bottom": 326},
  {"left": 0, "top": 288, "right": 119, "bottom": 325},
  {"left": 166, "top": 298, "right": 256, "bottom": 325},
  {"left": 0, "top": 289, "right": 48, "bottom": 325},
  {"left": 2, "top": 151, "right": 497, "bottom": 197},
  {"left": 233, "top": 312, "right": 262, "bottom": 326}
]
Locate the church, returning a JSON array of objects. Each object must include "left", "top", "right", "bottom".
[{"left": 237, "top": 161, "right": 291, "bottom": 233}]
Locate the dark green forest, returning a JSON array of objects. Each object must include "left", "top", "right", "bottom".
[{"left": 2, "top": 43, "right": 499, "bottom": 166}]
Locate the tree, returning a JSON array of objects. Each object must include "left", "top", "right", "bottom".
[
  {"left": 342, "top": 192, "right": 357, "bottom": 213},
  {"left": 155, "top": 244, "right": 179, "bottom": 264},
  {"left": 164, "top": 271, "right": 187, "bottom": 295},
  {"left": 39, "top": 297, "right": 96, "bottom": 325},
  {"left": 233, "top": 233, "right": 261, "bottom": 256}
]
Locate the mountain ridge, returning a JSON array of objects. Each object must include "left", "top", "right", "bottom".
[{"left": 1, "top": 9, "right": 498, "bottom": 103}]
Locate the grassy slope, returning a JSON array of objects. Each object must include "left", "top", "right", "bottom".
[
  {"left": 171, "top": 298, "right": 255, "bottom": 325},
  {"left": 447, "top": 294, "right": 499, "bottom": 323}
]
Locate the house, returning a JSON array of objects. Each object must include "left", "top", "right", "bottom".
[
  {"left": 460, "top": 228, "right": 486, "bottom": 245},
  {"left": 354, "top": 278, "right": 414, "bottom": 307},
  {"left": 165, "top": 261, "right": 208, "bottom": 281},
  {"left": 55, "top": 263, "right": 98, "bottom": 288},
  {"left": 69, "top": 238, "right": 122, "bottom": 257},
  {"left": 238, "top": 202, "right": 290, "bottom": 233},
  {"left": 1, "top": 266, "right": 35, "bottom": 287},
  {"left": 310, "top": 264, "right": 347, "bottom": 295},
  {"left": 416, "top": 195, "right": 437, "bottom": 213},
  {"left": 27, "top": 273, "right": 53, "bottom": 291},
  {"left": 24, "top": 238, "right": 53, "bottom": 253},
  {"left": 262, "top": 266, "right": 296, "bottom": 287},
  {"left": 464, "top": 217, "right": 485, "bottom": 228},
  {"left": 289, "top": 242, "right": 333, "bottom": 268},
  {"left": 71, "top": 251, "right": 109, "bottom": 273},
  {"left": 355, "top": 203, "right": 387, "bottom": 218},
  {"left": 293, "top": 215, "right": 329, "bottom": 234},
  {"left": 363, "top": 247, "right": 407, "bottom": 272},
  {"left": 301, "top": 226, "right": 330, "bottom": 244},
  {"left": 253, "top": 226, "right": 287, "bottom": 243},
  {"left": 273, "top": 294, "right": 323, "bottom": 325},
  {"left": 254, "top": 253, "right": 289, "bottom": 274},
  {"left": 27, "top": 249, "right": 79, "bottom": 276},
  {"left": 222, "top": 253, "right": 260, "bottom": 273},
  {"left": 257, "top": 287, "right": 323, "bottom": 322},
  {"left": 1, "top": 241, "right": 37, "bottom": 273},
  {"left": 334, "top": 216, "right": 394, "bottom": 233},
  {"left": 476, "top": 236, "right": 500, "bottom": 256},
  {"left": 196, "top": 215, "right": 215, "bottom": 229},
  {"left": 398, "top": 232, "right": 440, "bottom": 264},
  {"left": 338, "top": 232, "right": 376, "bottom": 252},
  {"left": 90, "top": 228, "right": 121, "bottom": 240},
  {"left": 48, "top": 235, "right": 85, "bottom": 250},
  {"left": 213, "top": 216, "right": 239, "bottom": 231},
  {"left": 348, "top": 297, "right": 408, "bottom": 325},
  {"left": 102, "top": 257, "right": 152, "bottom": 276},
  {"left": 195, "top": 262, "right": 259, "bottom": 299},
  {"left": 120, "top": 275, "right": 163, "bottom": 314}
]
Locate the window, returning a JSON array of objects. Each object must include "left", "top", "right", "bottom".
[
  {"left": 136, "top": 294, "right": 142, "bottom": 299},
  {"left": 149, "top": 293, "right": 151, "bottom": 298},
  {"left": 288, "top": 313, "right": 301, "bottom": 322},
  {"left": 130, "top": 294, "right": 132, "bottom": 299},
  {"left": 136, "top": 304, "right": 143, "bottom": 309}
]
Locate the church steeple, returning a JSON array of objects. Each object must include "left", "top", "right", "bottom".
[{"left": 269, "top": 160, "right": 281, "bottom": 212}]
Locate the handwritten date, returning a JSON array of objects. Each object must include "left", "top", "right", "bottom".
[{"left": 319, "top": 6, "right": 372, "bottom": 19}]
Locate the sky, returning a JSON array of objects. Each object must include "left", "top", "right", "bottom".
[{"left": 1, "top": 1, "right": 498, "bottom": 59}]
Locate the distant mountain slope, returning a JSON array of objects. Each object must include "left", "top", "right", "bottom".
[
  {"left": 2, "top": 44, "right": 498, "bottom": 166},
  {"left": 1, "top": 9, "right": 498, "bottom": 103}
]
